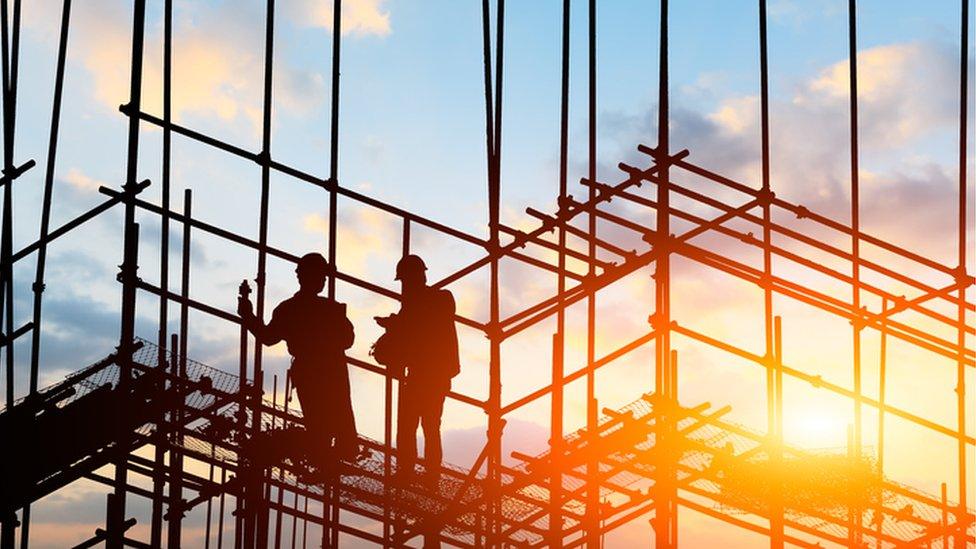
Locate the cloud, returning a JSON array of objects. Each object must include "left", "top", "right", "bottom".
[
  {"left": 604, "top": 40, "right": 970, "bottom": 226},
  {"left": 303, "top": 206, "right": 399, "bottom": 279},
  {"left": 302, "top": 212, "right": 330, "bottom": 235},
  {"left": 804, "top": 41, "right": 962, "bottom": 146},
  {"left": 440, "top": 418, "right": 549, "bottom": 469},
  {"left": 680, "top": 71, "right": 728, "bottom": 101},
  {"left": 26, "top": 0, "right": 328, "bottom": 134},
  {"left": 62, "top": 168, "right": 106, "bottom": 193},
  {"left": 286, "top": 0, "right": 392, "bottom": 37}
]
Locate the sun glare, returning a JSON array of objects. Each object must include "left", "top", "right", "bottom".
[{"left": 785, "top": 410, "right": 850, "bottom": 450}]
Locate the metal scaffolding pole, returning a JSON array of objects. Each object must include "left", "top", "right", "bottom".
[
  {"left": 955, "top": 1, "right": 970, "bottom": 546},
  {"left": 324, "top": 1, "right": 341, "bottom": 546},
  {"left": 846, "top": 1, "right": 866, "bottom": 545},
  {"left": 585, "top": 0, "right": 600, "bottom": 547},
  {"left": 479, "top": 0, "right": 505, "bottom": 545},
  {"left": 756, "top": 3, "right": 787, "bottom": 547},
  {"left": 652, "top": 0, "right": 676, "bottom": 546},
  {"left": 549, "top": 0, "right": 570, "bottom": 544},
  {"left": 150, "top": 0, "right": 174, "bottom": 542},
  {"left": 757, "top": 2, "right": 784, "bottom": 547},
  {"left": 109, "top": 0, "right": 148, "bottom": 546}
]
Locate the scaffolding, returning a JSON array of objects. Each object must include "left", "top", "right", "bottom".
[{"left": 0, "top": 0, "right": 973, "bottom": 547}]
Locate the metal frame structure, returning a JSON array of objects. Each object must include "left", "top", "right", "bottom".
[{"left": 0, "top": 0, "right": 973, "bottom": 547}]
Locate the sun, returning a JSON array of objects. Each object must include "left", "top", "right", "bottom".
[{"left": 783, "top": 408, "right": 851, "bottom": 450}]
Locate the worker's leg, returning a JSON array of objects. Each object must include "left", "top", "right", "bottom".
[
  {"left": 332, "top": 391, "right": 359, "bottom": 460},
  {"left": 421, "top": 380, "right": 448, "bottom": 549},
  {"left": 420, "top": 377, "right": 450, "bottom": 475},
  {"left": 327, "top": 366, "right": 359, "bottom": 460},
  {"left": 396, "top": 381, "right": 421, "bottom": 475},
  {"left": 291, "top": 369, "right": 329, "bottom": 463},
  {"left": 291, "top": 370, "right": 325, "bottom": 437}
]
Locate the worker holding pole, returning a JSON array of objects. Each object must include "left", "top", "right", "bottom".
[{"left": 238, "top": 252, "right": 360, "bottom": 464}]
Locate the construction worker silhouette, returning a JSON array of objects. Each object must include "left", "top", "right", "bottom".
[
  {"left": 375, "top": 255, "right": 460, "bottom": 486},
  {"left": 237, "top": 252, "right": 360, "bottom": 463}
]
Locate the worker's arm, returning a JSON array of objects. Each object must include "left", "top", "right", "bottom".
[
  {"left": 237, "top": 295, "right": 285, "bottom": 346},
  {"left": 441, "top": 289, "right": 457, "bottom": 318},
  {"left": 337, "top": 302, "right": 354, "bottom": 350}
]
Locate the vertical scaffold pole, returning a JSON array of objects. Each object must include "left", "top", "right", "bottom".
[
  {"left": 29, "top": 0, "right": 70, "bottom": 396},
  {"left": 247, "top": 0, "right": 277, "bottom": 546},
  {"left": 328, "top": 0, "right": 341, "bottom": 299},
  {"left": 0, "top": 25, "right": 24, "bottom": 547},
  {"left": 653, "top": 0, "right": 675, "bottom": 546},
  {"left": 955, "top": 1, "right": 969, "bottom": 546},
  {"left": 757, "top": 2, "right": 784, "bottom": 547},
  {"left": 0, "top": 0, "right": 10, "bottom": 414},
  {"left": 550, "top": 0, "right": 570, "bottom": 544},
  {"left": 109, "top": 0, "right": 147, "bottom": 545},
  {"left": 384, "top": 219, "right": 409, "bottom": 547},
  {"left": 480, "top": 0, "right": 505, "bottom": 545},
  {"left": 20, "top": 0, "right": 65, "bottom": 544},
  {"left": 0, "top": 0, "right": 22, "bottom": 439},
  {"left": 167, "top": 189, "right": 191, "bottom": 547},
  {"left": 875, "top": 298, "right": 887, "bottom": 546},
  {"left": 205, "top": 442, "right": 216, "bottom": 549},
  {"left": 847, "top": 0, "right": 864, "bottom": 541},
  {"left": 271, "top": 375, "right": 284, "bottom": 549},
  {"left": 151, "top": 0, "right": 174, "bottom": 542},
  {"left": 325, "top": 1, "right": 341, "bottom": 547},
  {"left": 491, "top": 1, "right": 506, "bottom": 545},
  {"left": 478, "top": 1, "right": 495, "bottom": 545},
  {"left": 167, "top": 332, "right": 183, "bottom": 548},
  {"left": 236, "top": 288, "right": 249, "bottom": 546},
  {"left": 585, "top": 0, "right": 600, "bottom": 546}
]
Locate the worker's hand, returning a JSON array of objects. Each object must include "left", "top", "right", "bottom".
[
  {"left": 374, "top": 315, "right": 394, "bottom": 328},
  {"left": 237, "top": 295, "right": 254, "bottom": 319}
]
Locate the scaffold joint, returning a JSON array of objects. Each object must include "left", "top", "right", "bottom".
[
  {"left": 953, "top": 265, "right": 973, "bottom": 287},
  {"left": 756, "top": 187, "right": 776, "bottom": 206}
]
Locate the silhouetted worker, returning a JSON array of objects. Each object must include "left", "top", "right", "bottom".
[
  {"left": 237, "top": 252, "right": 360, "bottom": 464},
  {"left": 375, "top": 255, "right": 460, "bottom": 486}
]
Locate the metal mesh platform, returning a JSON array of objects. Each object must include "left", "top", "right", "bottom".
[{"left": 5, "top": 339, "right": 972, "bottom": 547}]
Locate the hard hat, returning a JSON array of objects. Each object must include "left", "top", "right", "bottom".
[
  {"left": 296, "top": 252, "right": 332, "bottom": 277},
  {"left": 395, "top": 254, "right": 427, "bottom": 281}
]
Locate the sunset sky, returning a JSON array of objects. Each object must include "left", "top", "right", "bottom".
[{"left": 2, "top": 0, "right": 974, "bottom": 546}]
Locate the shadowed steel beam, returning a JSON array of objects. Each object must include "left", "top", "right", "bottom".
[
  {"left": 150, "top": 0, "right": 173, "bottom": 542},
  {"left": 28, "top": 0, "right": 72, "bottom": 395},
  {"left": 109, "top": 0, "right": 148, "bottom": 545}
]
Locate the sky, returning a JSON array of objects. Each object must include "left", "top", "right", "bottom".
[{"left": 1, "top": 0, "right": 974, "bottom": 547}]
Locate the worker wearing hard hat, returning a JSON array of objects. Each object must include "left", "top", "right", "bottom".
[
  {"left": 374, "top": 254, "right": 460, "bottom": 487},
  {"left": 238, "top": 252, "right": 360, "bottom": 464}
]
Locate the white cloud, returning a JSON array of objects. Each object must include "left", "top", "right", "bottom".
[
  {"left": 303, "top": 206, "right": 399, "bottom": 279},
  {"left": 665, "top": 40, "right": 968, "bottom": 218},
  {"left": 62, "top": 168, "right": 106, "bottom": 192},
  {"left": 707, "top": 96, "right": 759, "bottom": 135},
  {"left": 26, "top": 0, "right": 328, "bottom": 134},
  {"left": 803, "top": 41, "right": 961, "bottom": 145},
  {"left": 287, "top": 0, "right": 392, "bottom": 37}
]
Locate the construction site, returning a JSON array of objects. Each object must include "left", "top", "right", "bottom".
[{"left": 0, "top": 0, "right": 973, "bottom": 547}]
